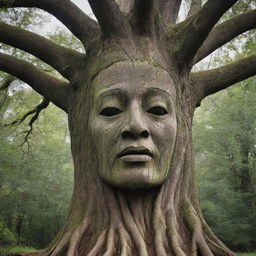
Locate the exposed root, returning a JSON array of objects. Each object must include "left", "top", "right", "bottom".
[
  {"left": 118, "top": 224, "right": 131, "bottom": 256},
  {"left": 206, "top": 237, "right": 235, "bottom": 256},
  {"left": 182, "top": 198, "right": 235, "bottom": 256},
  {"left": 103, "top": 228, "right": 115, "bottom": 256},
  {"left": 87, "top": 230, "right": 107, "bottom": 256},
  {"left": 153, "top": 188, "right": 168, "bottom": 256},
  {"left": 166, "top": 209, "right": 186, "bottom": 256},
  {"left": 201, "top": 219, "right": 235, "bottom": 256},
  {"left": 67, "top": 214, "right": 90, "bottom": 256},
  {"left": 47, "top": 231, "right": 71, "bottom": 256},
  {"left": 118, "top": 193, "right": 148, "bottom": 256},
  {"left": 183, "top": 200, "right": 214, "bottom": 256}
]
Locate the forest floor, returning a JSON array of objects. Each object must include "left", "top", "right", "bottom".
[{"left": 0, "top": 246, "right": 255, "bottom": 256}]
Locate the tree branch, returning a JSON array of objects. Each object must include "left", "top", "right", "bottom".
[
  {"left": 0, "top": 0, "right": 99, "bottom": 48},
  {"left": 88, "top": 0, "right": 131, "bottom": 38},
  {"left": 20, "top": 98, "right": 50, "bottom": 147},
  {"left": 187, "top": 0, "right": 202, "bottom": 18},
  {"left": 5, "top": 97, "right": 49, "bottom": 129},
  {"left": 0, "top": 22, "right": 83, "bottom": 81},
  {"left": 191, "top": 55, "right": 256, "bottom": 106},
  {"left": 173, "top": 0, "right": 239, "bottom": 66},
  {"left": 0, "top": 53, "right": 71, "bottom": 112},
  {"left": 116, "top": 0, "right": 134, "bottom": 13},
  {"left": 194, "top": 10, "right": 256, "bottom": 63},
  {"left": 130, "top": 0, "right": 157, "bottom": 35},
  {"left": 158, "top": 0, "right": 182, "bottom": 24}
]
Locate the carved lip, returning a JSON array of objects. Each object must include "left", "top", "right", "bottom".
[{"left": 117, "top": 146, "right": 153, "bottom": 158}]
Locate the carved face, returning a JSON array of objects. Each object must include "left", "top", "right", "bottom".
[{"left": 89, "top": 62, "right": 177, "bottom": 189}]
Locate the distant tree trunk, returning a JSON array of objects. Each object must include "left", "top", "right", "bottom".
[
  {"left": 15, "top": 214, "right": 24, "bottom": 238},
  {"left": 0, "top": 0, "right": 256, "bottom": 255}
]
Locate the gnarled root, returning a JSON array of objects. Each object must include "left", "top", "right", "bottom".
[{"left": 183, "top": 198, "right": 235, "bottom": 256}]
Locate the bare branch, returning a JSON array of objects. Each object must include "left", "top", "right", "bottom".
[
  {"left": 0, "top": 22, "right": 84, "bottom": 81},
  {"left": 187, "top": 0, "right": 202, "bottom": 18},
  {"left": 5, "top": 98, "right": 49, "bottom": 127},
  {"left": 194, "top": 10, "right": 256, "bottom": 63},
  {"left": 173, "top": 0, "right": 239, "bottom": 66},
  {"left": 0, "top": 53, "right": 71, "bottom": 112},
  {"left": 88, "top": 0, "right": 131, "bottom": 38},
  {"left": 3, "top": 98, "right": 50, "bottom": 151},
  {"left": 0, "top": 0, "right": 100, "bottom": 48},
  {"left": 158, "top": 0, "right": 182, "bottom": 24},
  {"left": 21, "top": 98, "right": 50, "bottom": 147},
  {"left": 191, "top": 55, "right": 256, "bottom": 107}
]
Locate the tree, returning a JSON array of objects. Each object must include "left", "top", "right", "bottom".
[
  {"left": 0, "top": 88, "right": 73, "bottom": 249},
  {"left": 193, "top": 78, "right": 256, "bottom": 251},
  {"left": 0, "top": 0, "right": 256, "bottom": 255}
]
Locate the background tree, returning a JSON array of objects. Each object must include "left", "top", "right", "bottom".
[
  {"left": 193, "top": 77, "right": 256, "bottom": 252},
  {"left": 0, "top": 0, "right": 256, "bottom": 255},
  {"left": 0, "top": 87, "right": 73, "bottom": 249}
]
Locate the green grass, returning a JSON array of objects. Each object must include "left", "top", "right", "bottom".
[
  {"left": 0, "top": 247, "right": 255, "bottom": 256},
  {"left": 0, "top": 246, "right": 37, "bottom": 256},
  {"left": 237, "top": 253, "right": 256, "bottom": 256}
]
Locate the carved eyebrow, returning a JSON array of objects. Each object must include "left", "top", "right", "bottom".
[
  {"left": 98, "top": 88, "right": 123, "bottom": 98},
  {"left": 97, "top": 89, "right": 128, "bottom": 107},
  {"left": 143, "top": 88, "right": 173, "bottom": 99}
]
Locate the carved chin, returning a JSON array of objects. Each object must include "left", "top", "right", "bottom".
[{"left": 99, "top": 167, "right": 168, "bottom": 190}]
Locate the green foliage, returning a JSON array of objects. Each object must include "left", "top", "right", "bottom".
[
  {"left": 0, "top": 88, "right": 73, "bottom": 249},
  {"left": 0, "top": 246, "right": 36, "bottom": 256},
  {"left": 0, "top": 219, "right": 17, "bottom": 246},
  {"left": 193, "top": 77, "right": 256, "bottom": 251},
  {"left": 237, "top": 253, "right": 256, "bottom": 256}
]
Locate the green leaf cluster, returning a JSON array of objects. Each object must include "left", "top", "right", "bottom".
[
  {"left": 193, "top": 77, "right": 256, "bottom": 251},
  {"left": 0, "top": 88, "right": 73, "bottom": 249}
]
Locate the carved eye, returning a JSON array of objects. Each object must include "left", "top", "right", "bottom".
[
  {"left": 100, "top": 107, "right": 122, "bottom": 116},
  {"left": 147, "top": 106, "right": 168, "bottom": 116}
]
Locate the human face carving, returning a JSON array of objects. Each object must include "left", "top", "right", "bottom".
[{"left": 89, "top": 62, "right": 177, "bottom": 189}]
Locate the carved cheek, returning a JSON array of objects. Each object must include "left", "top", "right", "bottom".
[{"left": 150, "top": 119, "right": 176, "bottom": 153}]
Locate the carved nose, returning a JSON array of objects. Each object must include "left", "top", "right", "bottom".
[
  {"left": 122, "top": 130, "right": 149, "bottom": 139},
  {"left": 121, "top": 112, "right": 149, "bottom": 139}
]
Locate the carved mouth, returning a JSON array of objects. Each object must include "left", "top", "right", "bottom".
[{"left": 118, "top": 147, "right": 153, "bottom": 162}]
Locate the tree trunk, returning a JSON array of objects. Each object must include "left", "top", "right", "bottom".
[
  {"left": 28, "top": 37, "right": 234, "bottom": 255},
  {"left": 2, "top": 1, "right": 255, "bottom": 255}
]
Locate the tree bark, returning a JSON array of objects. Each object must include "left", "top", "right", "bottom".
[
  {"left": 158, "top": 0, "right": 182, "bottom": 24},
  {"left": 0, "top": 22, "right": 83, "bottom": 80},
  {"left": 0, "top": 0, "right": 256, "bottom": 255},
  {"left": 0, "top": 53, "right": 70, "bottom": 111},
  {"left": 0, "top": 0, "right": 99, "bottom": 48},
  {"left": 195, "top": 10, "right": 256, "bottom": 63}
]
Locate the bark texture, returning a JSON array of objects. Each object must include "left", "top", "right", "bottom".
[{"left": 0, "top": 0, "right": 256, "bottom": 255}]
